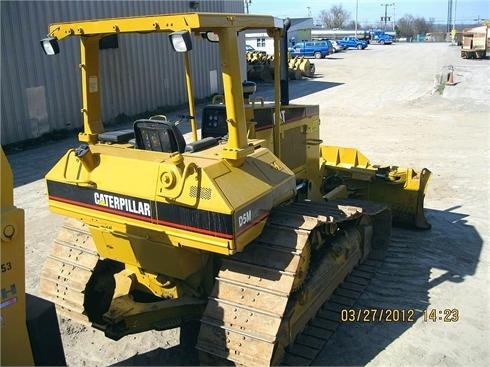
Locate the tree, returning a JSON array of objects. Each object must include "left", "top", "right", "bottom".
[
  {"left": 346, "top": 20, "right": 362, "bottom": 30},
  {"left": 318, "top": 4, "right": 351, "bottom": 29},
  {"left": 397, "top": 14, "right": 434, "bottom": 38},
  {"left": 414, "top": 17, "right": 433, "bottom": 35},
  {"left": 397, "top": 15, "right": 415, "bottom": 38},
  {"left": 394, "top": 25, "right": 401, "bottom": 38}
]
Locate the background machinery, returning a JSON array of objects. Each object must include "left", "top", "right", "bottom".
[
  {"left": 38, "top": 13, "right": 430, "bottom": 365},
  {"left": 1, "top": 148, "right": 65, "bottom": 366},
  {"left": 460, "top": 25, "right": 489, "bottom": 59}
]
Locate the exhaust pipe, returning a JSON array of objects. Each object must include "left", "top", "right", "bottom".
[{"left": 280, "top": 18, "right": 291, "bottom": 106}]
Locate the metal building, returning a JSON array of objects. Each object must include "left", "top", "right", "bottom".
[
  {"left": 245, "top": 18, "right": 314, "bottom": 55},
  {"left": 1, "top": 0, "right": 244, "bottom": 145}
]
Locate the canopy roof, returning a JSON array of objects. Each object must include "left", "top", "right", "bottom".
[{"left": 48, "top": 12, "right": 283, "bottom": 40}]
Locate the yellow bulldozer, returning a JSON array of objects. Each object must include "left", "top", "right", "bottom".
[{"left": 37, "top": 12, "right": 430, "bottom": 365}]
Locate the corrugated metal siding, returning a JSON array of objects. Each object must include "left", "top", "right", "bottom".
[{"left": 1, "top": 0, "right": 244, "bottom": 145}]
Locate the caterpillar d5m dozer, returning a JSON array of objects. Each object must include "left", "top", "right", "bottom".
[{"left": 39, "top": 13, "right": 430, "bottom": 365}]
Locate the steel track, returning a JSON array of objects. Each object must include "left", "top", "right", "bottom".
[{"left": 197, "top": 200, "right": 390, "bottom": 366}]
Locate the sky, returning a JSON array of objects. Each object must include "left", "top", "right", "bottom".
[{"left": 246, "top": 0, "right": 490, "bottom": 26}]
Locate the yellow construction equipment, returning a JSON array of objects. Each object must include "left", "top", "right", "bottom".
[
  {"left": 246, "top": 52, "right": 315, "bottom": 81},
  {"left": 1, "top": 148, "right": 65, "bottom": 366},
  {"left": 38, "top": 12, "right": 430, "bottom": 365}
]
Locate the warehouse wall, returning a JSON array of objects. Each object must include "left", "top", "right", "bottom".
[{"left": 0, "top": 0, "right": 244, "bottom": 145}]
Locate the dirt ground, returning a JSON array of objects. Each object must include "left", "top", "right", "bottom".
[{"left": 7, "top": 42, "right": 489, "bottom": 366}]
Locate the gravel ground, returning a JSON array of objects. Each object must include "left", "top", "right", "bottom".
[{"left": 7, "top": 42, "right": 489, "bottom": 366}]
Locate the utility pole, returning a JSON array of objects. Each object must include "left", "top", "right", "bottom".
[
  {"left": 380, "top": 3, "right": 394, "bottom": 31},
  {"left": 447, "top": 0, "right": 453, "bottom": 32},
  {"left": 392, "top": 3, "right": 396, "bottom": 31},
  {"left": 473, "top": 15, "right": 484, "bottom": 24}
]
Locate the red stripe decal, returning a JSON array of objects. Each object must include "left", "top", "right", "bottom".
[
  {"left": 154, "top": 219, "right": 234, "bottom": 239},
  {"left": 256, "top": 124, "right": 273, "bottom": 131},
  {"left": 49, "top": 195, "right": 233, "bottom": 239}
]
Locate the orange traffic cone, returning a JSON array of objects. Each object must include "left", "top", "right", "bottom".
[{"left": 446, "top": 66, "right": 456, "bottom": 86}]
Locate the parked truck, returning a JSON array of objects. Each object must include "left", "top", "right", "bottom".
[
  {"left": 461, "top": 25, "right": 489, "bottom": 59},
  {"left": 337, "top": 36, "right": 368, "bottom": 50},
  {"left": 288, "top": 40, "right": 333, "bottom": 58},
  {"left": 370, "top": 31, "right": 394, "bottom": 45}
]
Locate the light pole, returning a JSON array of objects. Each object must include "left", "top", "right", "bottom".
[
  {"left": 355, "top": 0, "right": 359, "bottom": 37},
  {"left": 453, "top": 0, "right": 457, "bottom": 29},
  {"left": 380, "top": 3, "right": 394, "bottom": 31},
  {"left": 244, "top": 0, "right": 252, "bottom": 14}
]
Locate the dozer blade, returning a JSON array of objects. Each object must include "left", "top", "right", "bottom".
[{"left": 320, "top": 145, "right": 431, "bottom": 229}]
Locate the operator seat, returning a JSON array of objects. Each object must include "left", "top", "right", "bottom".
[{"left": 133, "top": 119, "right": 186, "bottom": 153}]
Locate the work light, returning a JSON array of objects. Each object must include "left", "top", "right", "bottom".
[
  {"left": 204, "top": 32, "right": 219, "bottom": 42},
  {"left": 40, "top": 37, "right": 59, "bottom": 55},
  {"left": 169, "top": 31, "right": 192, "bottom": 52}
]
